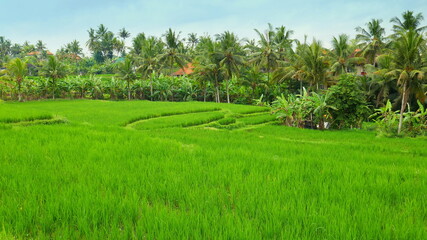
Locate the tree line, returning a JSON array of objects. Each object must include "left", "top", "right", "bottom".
[{"left": 0, "top": 11, "right": 426, "bottom": 135}]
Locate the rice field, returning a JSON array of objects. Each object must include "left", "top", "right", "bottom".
[{"left": 0, "top": 100, "right": 426, "bottom": 239}]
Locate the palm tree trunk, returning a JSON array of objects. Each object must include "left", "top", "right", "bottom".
[
  {"left": 127, "top": 81, "right": 131, "bottom": 100},
  {"left": 203, "top": 85, "right": 207, "bottom": 102},
  {"left": 398, "top": 81, "right": 408, "bottom": 134},
  {"left": 252, "top": 86, "right": 256, "bottom": 100},
  {"left": 17, "top": 80, "right": 22, "bottom": 102},
  {"left": 52, "top": 79, "right": 56, "bottom": 100},
  {"left": 216, "top": 86, "right": 220, "bottom": 103},
  {"left": 226, "top": 78, "right": 230, "bottom": 103},
  {"left": 215, "top": 75, "right": 220, "bottom": 103},
  {"left": 150, "top": 76, "right": 153, "bottom": 101}
]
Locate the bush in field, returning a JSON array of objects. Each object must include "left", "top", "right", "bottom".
[
  {"left": 370, "top": 100, "right": 426, "bottom": 137},
  {"left": 327, "top": 74, "right": 370, "bottom": 129},
  {"left": 272, "top": 92, "right": 310, "bottom": 128},
  {"left": 402, "top": 101, "right": 427, "bottom": 137},
  {"left": 370, "top": 100, "right": 399, "bottom": 137},
  {"left": 272, "top": 89, "right": 336, "bottom": 129}
]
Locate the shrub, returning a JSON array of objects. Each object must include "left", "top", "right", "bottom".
[
  {"left": 326, "top": 74, "right": 370, "bottom": 129},
  {"left": 370, "top": 100, "right": 426, "bottom": 137},
  {"left": 402, "top": 101, "right": 427, "bottom": 137},
  {"left": 271, "top": 89, "right": 336, "bottom": 129},
  {"left": 370, "top": 100, "right": 399, "bottom": 137}
]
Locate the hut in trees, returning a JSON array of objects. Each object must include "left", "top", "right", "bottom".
[{"left": 171, "top": 63, "right": 194, "bottom": 76}]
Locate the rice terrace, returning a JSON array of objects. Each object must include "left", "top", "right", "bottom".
[{"left": 1, "top": 0, "right": 427, "bottom": 239}]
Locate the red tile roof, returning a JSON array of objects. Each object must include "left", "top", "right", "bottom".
[
  {"left": 27, "top": 51, "right": 54, "bottom": 56},
  {"left": 172, "top": 63, "right": 194, "bottom": 76}
]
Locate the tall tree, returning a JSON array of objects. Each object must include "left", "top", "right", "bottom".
[
  {"left": 116, "top": 58, "right": 136, "bottom": 100},
  {"left": 0, "top": 37, "right": 12, "bottom": 63},
  {"left": 42, "top": 56, "right": 67, "bottom": 99},
  {"left": 86, "top": 24, "right": 122, "bottom": 62},
  {"left": 1, "top": 58, "right": 27, "bottom": 101},
  {"left": 366, "top": 54, "right": 397, "bottom": 107},
  {"left": 250, "top": 24, "right": 281, "bottom": 83},
  {"left": 216, "top": 31, "right": 244, "bottom": 103},
  {"left": 386, "top": 30, "right": 426, "bottom": 134},
  {"left": 158, "top": 28, "right": 188, "bottom": 75},
  {"left": 187, "top": 33, "right": 199, "bottom": 50},
  {"left": 136, "top": 36, "right": 164, "bottom": 99},
  {"left": 330, "top": 34, "right": 351, "bottom": 76},
  {"left": 118, "top": 28, "right": 131, "bottom": 55},
  {"left": 67, "top": 40, "right": 83, "bottom": 56},
  {"left": 195, "top": 36, "right": 225, "bottom": 103},
  {"left": 273, "top": 25, "right": 294, "bottom": 58},
  {"left": 355, "top": 19, "right": 386, "bottom": 65},
  {"left": 391, "top": 11, "right": 427, "bottom": 33},
  {"left": 298, "top": 40, "right": 330, "bottom": 90},
  {"left": 131, "top": 33, "right": 146, "bottom": 55}
]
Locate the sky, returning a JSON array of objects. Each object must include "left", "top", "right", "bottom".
[{"left": 1, "top": 0, "right": 426, "bottom": 54}]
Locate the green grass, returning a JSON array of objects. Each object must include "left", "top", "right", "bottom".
[
  {"left": 238, "top": 113, "right": 278, "bottom": 125},
  {"left": 131, "top": 111, "right": 224, "bottom": 129},
  {"left": 0, "top": 112, "right": 53, "bottom": 123},
  {"left": 217, "top": 117, "right": 236, "bottom": 125},
  {"left": 124, "top": 107, "right": 221, "bottom": 127},
  {"left": 0, "top": 100, "right": 426, "bottom": 239}
]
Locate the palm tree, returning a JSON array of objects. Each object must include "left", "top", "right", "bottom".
[
  {"left": 192, "top": 62, "right": 210, "bottom": 102},
  {"left": 195, "top": 37, "right": 225, "bottom": 103},
  {"left": 116, "top": 58, "right": 136, "bottom": 100},
  {"left": 135, "top": 36, "right": 164, "bottom": 100},
  {"left": 365, "top": 54, "right": 398, "bottom": 107},
  {"left": 21, "top": 41, "right": 35, "bottom": 56},
  {"left": 164, "top": 28, "right": 182, "bottom": 50},
  {"left": 0, "top": 37, "right": 12, "bottom": 63},
  {"left": 118, "top": 28, "right": 131, "bottom": 55},
  {"left": 355, "top": 19, "right": 387, "bottom": 65},
  {"left": 250, "top": 24, "right": 282, "bottom": 83},
  {"left": 391, "top": 11, "right": 427, "bottom": 33},
  {"left": 10, "top": 44, "right": 21, "bottom": 58},
  {"left": 386, "top": 30, "right": 426, "bottom": 134},
  {"left": 216, "top": 31, "right": 244, "bottom": 103},
  {"left": 240, "top": 66, "right": 268, "bottom": 99},
  {"left": 87, "top": 24, "right": 121, "bottom": 62},
  {"left": 64, "top": 40, "right": 83, "bottom": 70},
  {"left": 1, "top": 58, "right": 27, "bottom": 101},
  {"left": 273, "top": 25, "right": 294, "bottom": 58},
  {"left": 157, "top": 48, "right": 188, "bottom": 75},
  {"left": 36, "top": 40, "right": 45, "bottom": 50},
  {"left": 131, "top": 33, "right": 146, "bottom": 55},
  {"left": 67, "top": 40, "right": 83, "bottom": 57},
  {"left": 42, "top": 56, "right": 67, "bottom": 99},
  {"left": 158, "top": 29, "right": 188, "bottom": 75},
  {"left": 298, "top": 40, "right": 330, "bottom": 90},
  {"left": 330, "top": 34, "right": 351, "bottom": 76},
  {"left": 86, "top": 28, "right": 98, "bottom": 51},
  {"left": 187, "top": 33, "right": 199, "bottom": 50}
]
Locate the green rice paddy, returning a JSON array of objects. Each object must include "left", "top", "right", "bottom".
[{"left": 0, "top": 100, "right": 426, "bottom": 239}]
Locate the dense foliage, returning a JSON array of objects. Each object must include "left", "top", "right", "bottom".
[{"left": 1, "top": 11, "right": 426, "bottom": 135}]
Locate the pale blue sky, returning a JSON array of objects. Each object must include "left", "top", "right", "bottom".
[{"left": 1, "top": 0, "right": 426, "bottom": 54}]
